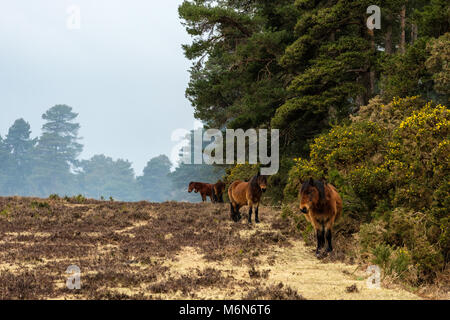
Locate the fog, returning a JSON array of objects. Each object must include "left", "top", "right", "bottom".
[{"left": 0, "top": 0, "right": 197, "bottom": 175}]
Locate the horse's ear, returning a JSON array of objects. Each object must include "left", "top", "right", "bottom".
[
  {"left": 309, "top": 177, "right": 314, "bottom": 186},
  {"left": 257, "top": 171, "right": 261, "bottom": 177}
]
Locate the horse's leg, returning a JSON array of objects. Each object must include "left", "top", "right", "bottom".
[
  {"left": 316, "top": 227, "right": 325, "bottom": 257},
  {"left": 325, "top": 216, "right": 336, "bottom": 253},
  {"left": 230, "top": 202, "right": 237, "bottom": 222},
  {"left": 236, "top": 205, "right": 241, "bottom": 221},
  {"left": 248, "top": 205, "right": 253, "bottom": 224},
  {"left": 255, "top": 205, "right": 260, "bottom": 223},
  {"left": 325, "top": 228, "right": 333, "bottom": 253},
  {"left": 202, "top": 193, "right": 207, "bottom": 202}
]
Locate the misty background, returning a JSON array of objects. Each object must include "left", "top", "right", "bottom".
[
  {"left": 0, "top": 1, "right": 224, "bottom": 201},
  {"left": 0, "top": 0, "right": 198, "bottom": 174}
]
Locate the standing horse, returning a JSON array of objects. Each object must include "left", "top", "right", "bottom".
[
  {"left": 299, "top": 178, "right": 342, "bottom": 257},
  {"left": 188, "top": 182, "right": 216, "bottom": 203},
  {"left": 213, "top": 180, "right": 226, "bottom": 203},
  {"left": 228, "top": 173, "right": 267, "bottom": 223}
]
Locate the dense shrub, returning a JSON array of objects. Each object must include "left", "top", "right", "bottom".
[{"left": 284, "top": 96, "right": 449, "bottom": 283}]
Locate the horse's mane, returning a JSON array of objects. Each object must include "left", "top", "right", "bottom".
[
  {"left": 301, "top": 179, "right": 326, "bottom": 202},
  {"left": 249, "top": 173, "right": 266, "bottom": 189},
  {"left": 249, "top": 175, "right": 258, "bottom": 187}
]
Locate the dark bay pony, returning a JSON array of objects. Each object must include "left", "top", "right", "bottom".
[
  {"left": 188, "top": 182, "right": 216, "bottom": 203},
  {"left": 228, "top": 172, "right": 267, "bottom": 223},
  {"left": 299, "top": 178, "right": 342, "bottom": 257},
  {"left": 213, "top": 180, "right": 226, "bottom": 203}
]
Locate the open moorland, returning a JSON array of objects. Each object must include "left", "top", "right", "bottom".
[{"left": 0, "top": 197, "right": 421, "bottom": 300}]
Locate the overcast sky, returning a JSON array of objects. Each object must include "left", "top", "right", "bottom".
[{"left": 0, "top": 0, "right": 201, "bottom": 175}]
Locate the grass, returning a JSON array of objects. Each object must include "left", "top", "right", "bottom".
[{"left": 0, "top": 196, "right": 425, "bottom": 300}]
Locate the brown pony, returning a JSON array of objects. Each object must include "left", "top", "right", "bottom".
[
  {"left": 213, "top": 180, "right": 226, "bottom": 203},
  {"left": 188, "top": 182, "right": 216, "bottom": 203},
  {"left": 228, "top": 173, "right": 267, "bottom": 223},
  {"left": 299, "top": 178, "right": 342, "bottom": 257}
]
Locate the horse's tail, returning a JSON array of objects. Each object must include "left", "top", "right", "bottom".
[{"left": 227, "top": 184, "right": 233, "bottom": 203}]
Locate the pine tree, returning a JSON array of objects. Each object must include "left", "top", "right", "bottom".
[
  {"left": 30, "top": 105, "right": 83, "bottom": 196},
  {"left": 38, "top": 105, "right": 83, "bottom": 164},
  {"left": 4, "top": 119, "right": 37, "bottom": 195},
  {"left": 272, "top": 0, "right": 380, "bottom": 152},
  {"left": 179, "top": 0, "right": 298, "bottom": 129}
]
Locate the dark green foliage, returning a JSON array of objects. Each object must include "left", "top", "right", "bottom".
[
  {"left": 274, "top": 0, "right": 377, "bottom": 150},
  {"left": 380, "top": 38, "right": 434, "bottom": 101},
  {"left": 179, "top": 0, "right": 298, "bottom": 132},
  {"left": 413, "top": 0, "right": 450, "bottom": 38}
]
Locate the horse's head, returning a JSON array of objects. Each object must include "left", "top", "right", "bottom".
[
  {"left": 255, "top": 172, "right": 267, "bottom": 193},
  {"left": 215, "top": 181, "right": 225, "bottom": 193},
  {"left": 215, "top": 181, "right": 225, "bottom": 202},
  {"left": 299, "top": 178, "right": 325, "bottom": 214},
  {"left": 188, "top": 182, "right": 197, "bottom": 193}
]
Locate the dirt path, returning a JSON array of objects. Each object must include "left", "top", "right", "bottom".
[{"left": 166, "top": 222, "right": 420, "bottom": 300}]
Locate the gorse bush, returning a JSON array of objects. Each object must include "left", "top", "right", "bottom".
[
  {"left": 285, "top": 96, "right": 449, "bottom": 283},
  {"left": 224, "top": 163, "right": 259, "bottom": 188}
]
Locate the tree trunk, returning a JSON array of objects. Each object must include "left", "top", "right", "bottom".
[
  {"left": 385, "top": 13, "right": 393, "bottom": 54},
  {"left": 411, "top": 23, "right": 418, "bottom": 44},
  {"left": 400, "top": 5, "right": 406, "bottom": 54},
  {"left": 368, "top": 29, "right": 376, "bottom": 95}
]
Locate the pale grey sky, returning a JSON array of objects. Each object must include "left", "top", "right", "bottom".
[{"left": 0, "top": 0, "right": 199, "bottom": 175}]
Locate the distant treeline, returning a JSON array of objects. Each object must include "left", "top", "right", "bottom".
[{"left": 0, "top": 105, "right": 223, "bottom": 202}]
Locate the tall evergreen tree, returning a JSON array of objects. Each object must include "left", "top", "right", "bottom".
[
  {"left": 30, "top": 105, "right": 83, "bottom": 196},
  {"left": 179, "top": 0, "right": 298, "bottom": 130},
  {"left": 38, "top": 105, "right": 83, "bottom": 164},
  {"left": 272, "top": 0, "right": 379, "bottom": 153},
  {"left": 4, "top": 119, "right": 37, "bottom": 195}
]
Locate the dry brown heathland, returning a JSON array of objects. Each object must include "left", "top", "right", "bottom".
[{"left": 0, "top": 197, "right": 420, "bottom": 300}]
